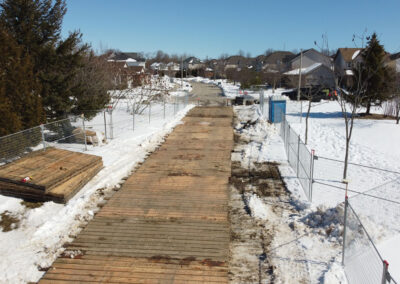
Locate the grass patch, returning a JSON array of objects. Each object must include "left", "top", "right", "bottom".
[{"left": 0, "top": 211, "right": 20, "bottom": 232}]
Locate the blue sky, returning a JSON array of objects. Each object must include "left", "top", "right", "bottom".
[{"left": 62, "top": 0, "right": 400, "bottom": 58}]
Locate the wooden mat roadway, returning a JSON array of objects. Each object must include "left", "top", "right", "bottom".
[{"left": 39, "top": 107, "right": 234, "bottom": 284}]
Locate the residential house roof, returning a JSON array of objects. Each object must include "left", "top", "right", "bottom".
[
  {"left": 264, "top": 51, "right": 295, "bottom": 64},
  {"left": 390, "top": 52, "right": 400, "bottom": 61},
  {"left": 335, "top": 48, "right": 362, "bottom": 62},
  {"left": 108, "top": 52, "right": 146, "bottom": 62},
  {"left": 184, "top": 57, "right": 202, "bottom": 64},
  {"left": 284, "top": 63, "right": 323, "bottom": 75}
]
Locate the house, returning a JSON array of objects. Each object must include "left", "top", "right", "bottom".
[
  {"left": 183, "top": 57, "right": 204, "bottom": 70},
  {"left": 107, "top": 52, "right": 146, "bottom": 68},
  {"left": 283, "top": 63, "right": 335, "bottom": 88},
  {"left": 333, "top": 48, "right": 363, "bottom": 87},
  {"left": 388, "top": 52, "right": 400, "bottom": 73},
  {"left": 150, "top": 62, "right": 167, "bottom": 71},
  {"left": 167, "top": 62, "right": 180, "bottom": 72},
  {"left": 255, "top": 51, "right": 295, "bottom": 72},
  {"left": 108, "top": 58, "right": 146, "bottom": 88},
  {"left": 290, "top": 48, "right": 332, "bottom": 69},
  {"left": 223, "top": 56, "right": 250, "bottom": 71}
]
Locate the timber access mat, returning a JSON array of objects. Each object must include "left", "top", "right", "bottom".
[
  {"left": 0, "top": 148, "right": 103, "bottom": 203},
  {"left": 39, "top": 106, "right": 234, "bottom": 283}
]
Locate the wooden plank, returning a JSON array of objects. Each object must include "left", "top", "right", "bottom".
[{"left": 0, "top": 148, "right": 103, "bottom": 203}]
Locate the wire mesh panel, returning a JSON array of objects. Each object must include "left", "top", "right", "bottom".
[
  {"left": 0, "top": 126, "right": 43, "bottom": 165},
  {"left": 344, "top": 202, "right": 385, "bottom": 284},
  {"left": 278, "top": 115, "right": 313, "bottom": 201},
  {"left": 349, "top": 177, "right": 400, "bottom": 243},
  {"left": 297, "top": 141, "right": 312, "bottom": 200}
]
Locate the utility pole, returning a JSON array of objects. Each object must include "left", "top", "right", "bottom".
[
  {"left": 181, "top": 56, "right": 183, "bottom": 88},
  {"left": 297, "top": 50, "right": 303, "bottom": 123}
]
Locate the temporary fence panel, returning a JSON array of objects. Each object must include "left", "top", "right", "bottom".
[
  {"left": 349, "top": 177, "right": 400, "bottom": 243},
  {"left": 0, "top": 95, "right": 191, "bottom": 165},
  {"left": 278, "top": 114, "right": 313, "bottom": 201},
  {"left": 0, "top": 126, "right": 43, "bottom": 164},
  {"left": 343, "top": 200, "right": 394, "bottom": 284}
]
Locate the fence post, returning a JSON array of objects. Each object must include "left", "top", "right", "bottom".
[
  {"left": 110, "top": 110, "right": 114, "bottom": 139},
  {"left": 82, "top": 114, "right": 87, "bottom": 151},
  {"left": 103, "top": 111, "right": 107, "bottom": 139},
  {"left": 342, "top": 195, "right": 349, "bottom": 265},
  {"left": 132, "top": 107, "right": 135, "bottom": 132},
  {"left": 297, "top": 135, "right": 301, "bottom": 175},
  {"left": 40, "top": 124, "right": 46, "bottom": 151},
  {"left": 148, "top": 102, "right": 151, "bottom": 124},
  {"left": 309, "top": 149, "right": 315, "bottom": 201},
  {"left": 174, "top": 98, "right": 177, "bottom": 115},
  {"left": 382, "top": 260, "right": 389, "bottom": 284},
  {"left": 163, "top": 100, "right": 166, "bottom": 119},
  {"left": 283, "top": 118, "right": 286, "bottom": 146},
  {"left": 287, "top": 124, "right": 291, "bottom": 162}
]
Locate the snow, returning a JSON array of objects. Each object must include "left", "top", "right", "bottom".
[
  {"left": 345, "top": 69, "right": 354, "bottom": 76},
  {"left": 0, "top": 77, "right": 194, "bottom": 283},
  {"left": 248, "top": 194, "right": 272, "bottom": 219},
  {"left": 284, "top": 63, "right": 322, "bottom": 75},
  {"left": 352, "top": 50, "right": 361, "bottom": 60}
]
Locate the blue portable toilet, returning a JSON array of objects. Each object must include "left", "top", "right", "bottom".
[{"left": 268, "top": 96, "right": 286, "bottom": 123}]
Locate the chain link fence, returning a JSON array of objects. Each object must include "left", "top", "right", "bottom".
[
  {"left": 278, "top": 112, "right": 314, "bottom": 201},
  {"left": 0, "top": 116, "right": 85, "bottom": 165},
  {"left": 343, "top": 198, "right": 397, "bottom": 284},
  {"left": 0, "top": 94, "right": 191, "bottom": 165},
  {"left": 274, "top": 111, "right": 399, "bottom": 284}
]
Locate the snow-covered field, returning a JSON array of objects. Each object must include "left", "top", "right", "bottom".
[{"left": 0, "top": 79, "right": 194, "bottom": 283}]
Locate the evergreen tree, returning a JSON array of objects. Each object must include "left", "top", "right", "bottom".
[
  {"left": 0, "top": 0, "right": 109, "bottom": 123},
  {"left": 357, "top": 33, "right": 395, "bottom": 114},
  {"left": 0, "top": 27, "right": 44, "bottom": 135}
]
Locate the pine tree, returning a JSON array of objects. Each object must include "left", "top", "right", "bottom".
[
  {"left": 0, "top": 27, "right": 44, "bottom": 135},
  {"left": 358, "top": 33, "right": 395, "bottom": 114},
  {"left": 0, "top": 0, "right": 109, "bottom": 122}
]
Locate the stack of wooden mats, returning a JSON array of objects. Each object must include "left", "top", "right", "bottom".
[{"left": 0, "top": 148, "right": 103, "bottom": 203}]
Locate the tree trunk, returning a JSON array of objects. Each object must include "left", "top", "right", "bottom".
[
  {"left": 366, "top": 100, "right": 371, "bottom": 115},
  {"left": 343, "top": 138, "right": 350, "bottom": 180}
]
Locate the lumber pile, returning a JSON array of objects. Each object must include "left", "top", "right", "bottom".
[{"left": 0, "top": 148, "right": 103, "bottom": 203}]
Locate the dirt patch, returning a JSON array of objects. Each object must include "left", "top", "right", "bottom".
[
  {"left": 21, "top": 200, "right": 43, "bottom": 209},
  {"left": 357, "top": 113, "right": 396, "bottom": 120},
  {"left": 0, "top": 211, "right": 20, "bottom": 232},
  {"left": 230, "top": 162, "right": 287, "bottom": 198}
]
